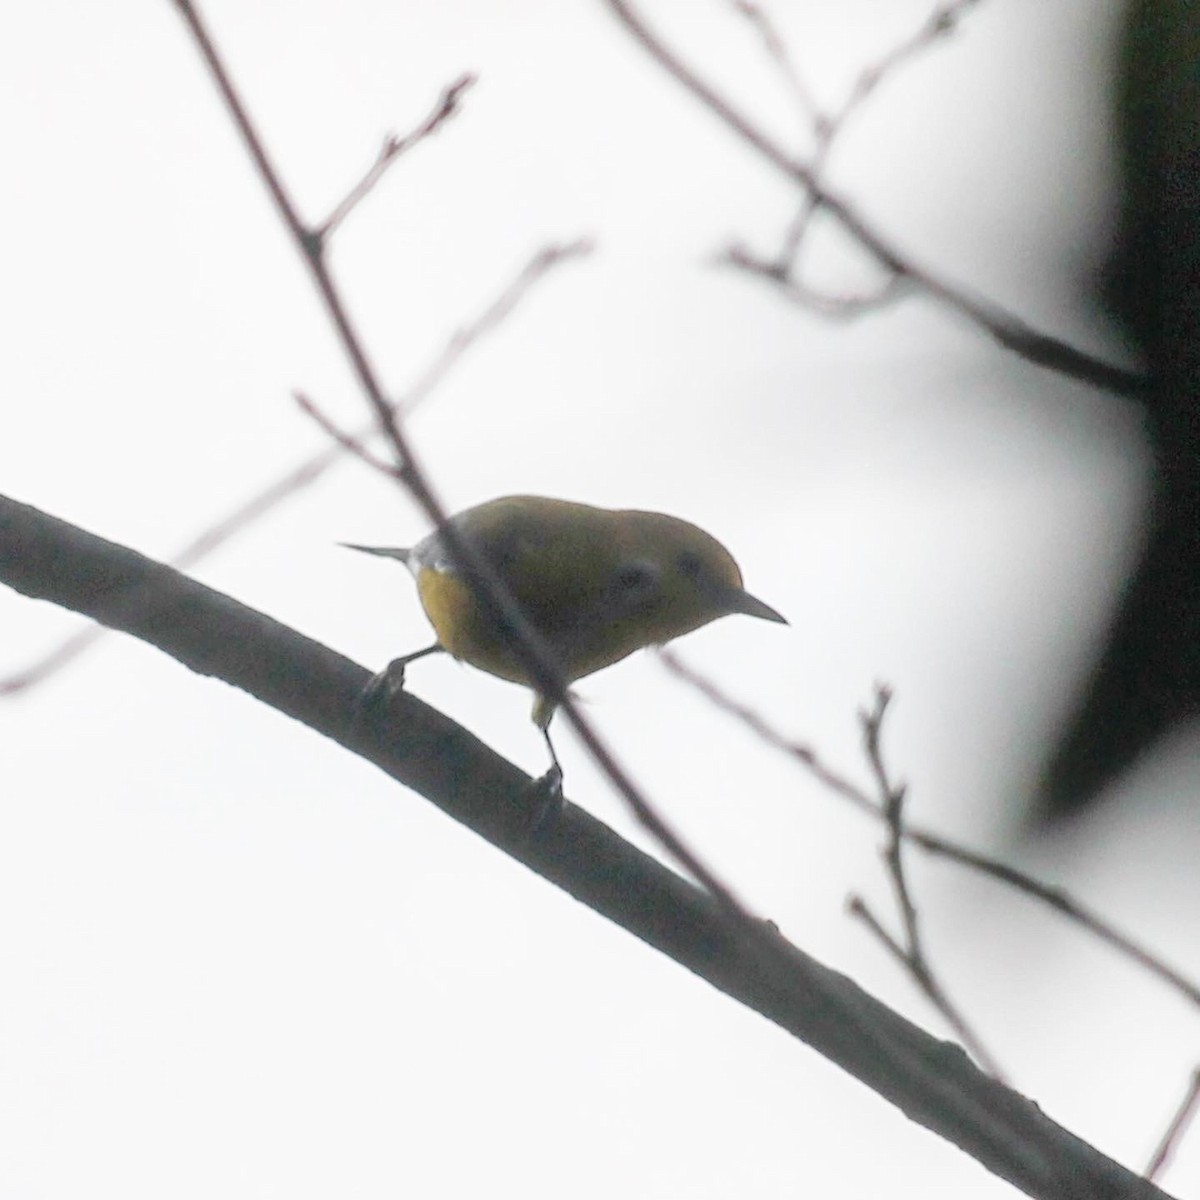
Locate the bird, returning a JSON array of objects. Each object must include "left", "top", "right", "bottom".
[{"left": 343, "top": 494, "right": 787, "bottom": 797}]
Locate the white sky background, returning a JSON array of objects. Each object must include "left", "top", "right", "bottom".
[{"left": 1, "top": 0, "right": 1198, "bottom": 1196}]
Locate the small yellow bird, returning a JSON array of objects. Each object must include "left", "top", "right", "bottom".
[{"left": 345, "top": 495, "right": 786, "bottom": 792}]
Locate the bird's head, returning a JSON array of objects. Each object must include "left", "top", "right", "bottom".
[{"left": 609, "top": 510, "right": 786, "bottom": 645}]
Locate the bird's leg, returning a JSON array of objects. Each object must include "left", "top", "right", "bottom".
[
  {"left": 528, "top": 708, "right": 565, "bottom": 830},
  {"left": 362, "top": 643, "right": 444, "bottom": 709}
]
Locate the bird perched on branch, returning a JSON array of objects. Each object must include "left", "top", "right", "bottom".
[{"left": 344, "top": 494, "right": 786, "bottom": 796}]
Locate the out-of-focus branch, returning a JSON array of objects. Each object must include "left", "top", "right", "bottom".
[
  {"left": 0, "top": 492, "right": 1176, "bottom": 1200},
  {"left": 315, "top": 73, "right": 477, "bottom": 242},
  {"left": 1145, "top": 1067, "right": 1200, "bottom": 1183},
  {"left": 658, "top": 649, "right": 1200, "bottom": 1012},
  {"left": 719, "top": 251, "right": 907, "bottom": 318},
  {"left": 293, "top": 390, "right": 403, "bottom": 478},
  {"left": 603, "top": 0, "right": 1146, "bottom": 399},
  {"left": 730, "top": 0, "right": 980, "bottom": 295},
  {"left": 735, "top": 0, "right": 980, "bottom": 141},
  {"left": 0, "top": 240, "right": 590, "bottom": 696}
]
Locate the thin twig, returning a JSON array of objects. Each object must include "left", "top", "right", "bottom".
[
  {"left": 657, "top": 649, "right": 1200, "bottom": 1012},
  {"left": 171, "top": 0, "right": 761, "bottom": 927},
  {"left": 835, "top": 1, "right": 981, "bottom": 132},
  {"left": 744, "top": 0, "right": 980, "bottom": 271},
  {"left": 656, "top": 648, "right": 877, "bottom": 814},
  {"left": 293, "top": 391, "right": 402, "bottom": 478},
  {"left": 730, "top": 1, "right": 822, "bottom": 128},
  {"left": 315, "top": 73, "right": 477, "bottom": 242},
  {"left": 604, "top": 0, "right": 1146, "bottom": 399},
  {"left": 729, "top": 1, "right": 835, "bottom": 276},
  {"left": 847, "top": 895, "right": 909, "bottom": 965},
  {"left": 862, "top": 688, "right": 919, "bottom": 951},
  {"left": 905, "top": 829, "right": 1200, "bottom": 1008},
  {"left": 1145, "top": 1067, "right": 1200, "bottom": 1182},
  {"left": 722, "top": 245, "right": 909, "bottom": 318},
  {"left": 0, "top": 240, "right": 589, "bottom": 696},
  {"left": 846, "top": 893, "right": 1003, "bottom": 1084},
  {"left": 856, "top": 687, "right": 1005, "bottom": 1078},
  {"left": 421, "top": 239, "right": 593, "bottom": 377}
]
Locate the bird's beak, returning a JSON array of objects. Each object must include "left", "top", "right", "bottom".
[
  {"left": 340, "top": 543, "right": 410, "bottom": 564},
  {"left": 726, "top": 587, "right": 788, "bottom": 625}
]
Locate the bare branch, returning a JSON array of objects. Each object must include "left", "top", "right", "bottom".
[
  {"left": 836, "top": 1, "right": 982, "bottom": 130},
  {"left": 739, "top": 0, "right": 980, "bottom": 279},
  {"left": 862, "top": 688, "right": 918, "bottom": 948},
  {"left": 657, "top": 647, "right": 878, "bottom": 814},
  {"left": 169, "top": 19, "right": 1109, "bottom": 1186},
  {"left": 906, "top": 829, "right": 1200, "bottom": 1009},
  {"left": 734, "top": 0, "right": 979, "bottom": 258},
  {"left": 315, "top": 73, "right": 477, "bottom": 242},
  {"left": 170, "top": 0, "right": 763, "bottom": 932},
  {"left": 847, "top": 894, "right": 909, "bottom": 964},
  {"left": 293, "top": 390, "right": 403, "bottom": 479},
  {"left": 0, "top": 240, "right": 589, "bottom": 696},
  {"left": 858, "top": 687, "right": 1006, "bottom": 1079},
  {"left": 0, "top": 491, "right": 1178, "bottom": 1200},
  {"left": 730, "top": 1, "right": 822, "bottom": 128},
  {"left": 604, "top": 0, "right": 1145, "bottom": 398},
  {"left": 658, "top": 649, "right": 1200, "bottom": 1012},
  {"left": 722, "top": 243, "right": 907, "bottom": 318},
  {"left": 413, "top": 239, "right": 594, "bottom": 391},
  {"left": 1146, "top": 1067, "right": 1200, "bottom": 1182}
]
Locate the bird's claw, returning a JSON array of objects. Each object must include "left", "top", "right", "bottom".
[
  {"left": 362, "top": 658, "right": 409, "bottom": 710},
  {"left": 528, "top": 765, "right": 564, "bottom": 831}
]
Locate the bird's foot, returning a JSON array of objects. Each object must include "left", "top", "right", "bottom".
[
  {"left": 353, "top": 660, "right": 412, "bottom": 740},
  {"left": 362, "top": 657, "right": 410, "bottom": 711},
  {"left": 528, "top": 765, "right": 564, "bottom": 832}
]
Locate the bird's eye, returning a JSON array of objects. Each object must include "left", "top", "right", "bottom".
[
  {"left": 676, "top": 551, "right": 703, "bottom": 578},
  {"left": 615, "top": 562, "right": 658, "bottom": 594}
]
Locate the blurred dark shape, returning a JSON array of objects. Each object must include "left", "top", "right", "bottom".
[{"left": 1036, "top": 0, "right": 1200, "bottom": 821}]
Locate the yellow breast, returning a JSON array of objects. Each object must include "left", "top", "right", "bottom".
[{"left": 415, "top": 566, "right": 537, "bottom": 686}]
